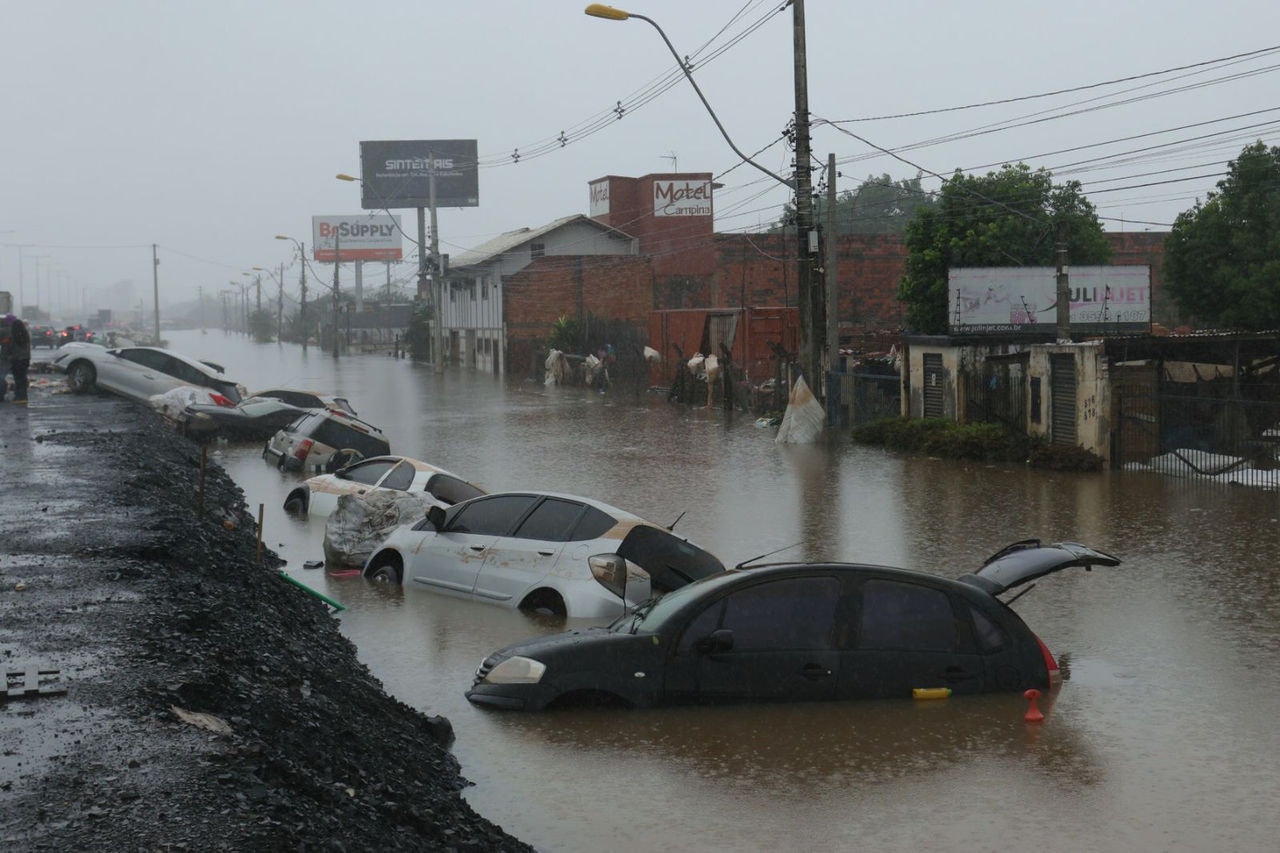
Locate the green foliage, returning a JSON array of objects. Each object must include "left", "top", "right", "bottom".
[
  {"left": 852, "top": 416, "right": 1103, "bottom": 471},
  {"left": 898, "top": 163, "right": 1111, "bottom": 334},
  {"left": 248, "top": 308, "right": 276, "bottom": 343},
  {"left": 774, "top": 173, "right": 938, "bottom": 235},
  {"left": 1164, "top": 141, "right": 1280, "bottom": 329},
  {"left": 547, "top": 314, "right": 582, "bottom": 353}
]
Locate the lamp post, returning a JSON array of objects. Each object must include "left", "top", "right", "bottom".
[
  {"left": 276, "top": 235, "right": 309, "bottom": 352},
  {"left": 585, "top": 1, "right": 822, "bottom": 391},
  {"left": 337, "top": 171, "right": 441, "bottom": 370}
]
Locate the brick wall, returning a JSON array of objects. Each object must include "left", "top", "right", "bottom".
[{"left": 501, "top": 230, "right": 1172, "bottom": 370}]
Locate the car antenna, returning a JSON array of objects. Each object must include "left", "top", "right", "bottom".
[
  {"left": 665, "top": 510, "right": 686, "bottom": 531},
  {"left": 734, "top": 542, "right": 803, "bottom": 570}
]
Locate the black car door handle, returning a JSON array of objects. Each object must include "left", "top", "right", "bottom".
[{"left": 801, "top": 663, "right": 833, "bottom": 680}]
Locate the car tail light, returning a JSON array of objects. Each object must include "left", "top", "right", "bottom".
[
  {"left": 209, "top": 393, "right": 235, "bottom": 408},
  {"left": 293, "top": 439, "right": 314, "bottom": 461},
  {"left": 589, "top": 554, "right": 628, "bottom": 599},
  {"left": 1034, "top": 633, "right": 1061, "bottom": 683}
]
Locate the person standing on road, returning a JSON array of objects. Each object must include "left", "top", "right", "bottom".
[{"left": 0, "top": 314, "right": 31, "bottom": 405}]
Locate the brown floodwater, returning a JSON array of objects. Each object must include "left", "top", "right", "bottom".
[{"left": 176, "top": 330, "right": 1280, "bottom": 852}]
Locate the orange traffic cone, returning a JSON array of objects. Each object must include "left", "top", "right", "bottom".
[{"left": 1023, "top": 688, "right": 1045, "bottom": 723}]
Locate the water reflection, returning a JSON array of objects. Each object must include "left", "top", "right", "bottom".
[{"left": 164, "top": 331, "right": 1280, "bottom": 853}]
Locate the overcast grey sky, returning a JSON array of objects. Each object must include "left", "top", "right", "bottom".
[{"left": 2, "top": 0, "right": 1277, "bottom": 322}]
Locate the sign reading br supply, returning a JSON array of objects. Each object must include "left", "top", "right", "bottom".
[
  {"left": 357, "top": 140, "right": 479, "bottom": 210},
  {"left": 311, "top": 215, "right": 403, "bottom": 262},
  {"left": 653, "top": 180, "right": 712, "bottom": 217}
]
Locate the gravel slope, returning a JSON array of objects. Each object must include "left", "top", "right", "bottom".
[{"left": 0, "top": 394, "right": 531, "bottom": 852}]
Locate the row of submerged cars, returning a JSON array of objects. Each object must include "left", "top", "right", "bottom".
[{"left": 51, "top": 341, "right": 1124, "bottom": 712}]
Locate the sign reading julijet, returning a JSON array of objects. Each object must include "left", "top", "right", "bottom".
[
  {"left": 949, "top": 266, "right": 1151, "bottom": 335},
  {"left": 311, "top": 215, "right": 404, "bottom": 262},
  {"left": 357, "top": 140, "right": 479, "bottom": 210}
]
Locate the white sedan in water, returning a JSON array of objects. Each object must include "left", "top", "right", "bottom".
[
  {"left": 283, "top": 455, "right": 485, "bottom": 518},
  {"left": 52, "top": 343, "right": 246, "bottom": 405},
  {"left": 361, "top": 491, "right": 727, "bottom": 619}
]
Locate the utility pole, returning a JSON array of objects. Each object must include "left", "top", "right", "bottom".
[
  {"left": 825, "top": 153, "right": 840, "bottom": 374},
  {"left": 300, "top": 242, "right": 308, "bottom": 353},
  {"left": 152, "top": 243, "right": 161, "bottom": 346},
  {"left": 276, "top": 261, "right": 284, "bottom": 343},
  {"left": 429, "top": 151, "right": 445, "bottom": 373},
  {"left": 792, "top": 0, "right": 821, "bottom": 390},
  {"left": 255, "top": 274, "right": 262, "bottom": 311},
  {"left": 1055, "top": 219, "right": 1071, "bottom": 342},
  {"left": 332, "top": 234, "right": 341, "bottom": 360}
]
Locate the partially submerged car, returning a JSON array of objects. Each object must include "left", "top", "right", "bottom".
[
  {"left": 363, "top": 491, "right": 726, "bottom": 620},
  {"left": 52, "top": 343, "right": 245, "bottom": 405},
  {"left": 465, "top": 539, "right": 1121, "bottom": 711},
  {"left": 250, "top": 388, "right": 357, "bottom": 416},
  {"left": 263, "top": 408, "right": 390, "bottom": 473},
  {"left": 283, "top": 455, "right": 484, "bottom": 518},
  {"left": 182, "top": 395, "right": 314, "bottom": 442}
]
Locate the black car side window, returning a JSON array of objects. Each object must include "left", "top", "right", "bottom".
[
  {"left": 859, "top": 579, "right": 957, "bottom": 652},
  {"left": 346, "top": 459, "right": 397, "bottom": 486},
  {"left": 514, "top": 498, "right": 585, "bottom": 542},
  {"left": 448, "top": 495, "right": 538, "bottom": 536},
  {"left": 725, "top": 578, "right": 840, "bottom": 650}
]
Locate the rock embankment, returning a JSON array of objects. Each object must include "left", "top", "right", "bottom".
[{"left": 0, "top": 396, "right": 530, "bottom": 851}]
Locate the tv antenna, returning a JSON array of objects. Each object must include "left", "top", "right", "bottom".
[{"left": 661, "top": 151, "right": 677, "bottom": 172}]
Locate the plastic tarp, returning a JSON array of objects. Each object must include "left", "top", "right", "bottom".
[
  {"left": 323, "top": 490, "right": 434, "bottom": 569},
  {"left": 150, "top": 385, "right": 221, "bottom": 420},
  {"left": 774, "top": 375, "right": 825, "bottom": 444}
]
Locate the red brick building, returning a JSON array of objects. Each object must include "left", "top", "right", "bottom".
[{"left": 494, "top": 172, "right": 1172, "bottom": 377}]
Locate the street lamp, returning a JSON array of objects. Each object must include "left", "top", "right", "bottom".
[
  {"left": 276, "top": 235, "right": 309, "bottom": 352},
  {"left": 585, "top": 2, "right": 822, "bottom": 392}
]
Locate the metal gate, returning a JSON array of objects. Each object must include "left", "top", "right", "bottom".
[
  {"left": 1050, "top": 354, "right": 1077, "bottom": 445},
  {"left": 923, "top": 353, "right": 944, "bottom": 418}
]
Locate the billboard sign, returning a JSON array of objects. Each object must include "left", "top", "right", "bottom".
[
  {"left": 311, "top": 215, "right": 403, "bottom": 262},
  {"left": 948, "top": 266, "right": 1151, "bottom": 335},
  {"left": 357, "top": 139, "right": 479, "bottom": 209},
  {"left": 653, "top": 179, "right": 712, "bottom": 217},
  {"left": 589, "top": 179, "right": 610, "bottom": 217}
]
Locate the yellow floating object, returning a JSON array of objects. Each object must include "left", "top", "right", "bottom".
[{"left": 912, "top": 687, "right": 952, "bottom": 700}]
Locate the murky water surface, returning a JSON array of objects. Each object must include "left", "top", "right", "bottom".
[{"left": 172, "top": 330, "right": 1280, "bottom": 852}]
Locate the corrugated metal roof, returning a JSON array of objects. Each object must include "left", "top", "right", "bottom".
[{"left": 450, "top": 214, "right": 631, "bottom": 269}]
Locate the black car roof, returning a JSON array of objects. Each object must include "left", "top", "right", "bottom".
[{"left": 728, "top": 540, "right": 1120, "bottom": 598}]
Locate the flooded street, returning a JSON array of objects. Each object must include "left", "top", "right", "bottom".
[{"left": 170, "top": 329, "right": 1280, "bottom": 852}]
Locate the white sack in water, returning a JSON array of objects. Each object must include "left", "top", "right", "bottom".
[
  {"left": 323, "top": 490, "right": 434, "bottom": 568},
  {"left": 774, "top": 375, "right": 825, "bottom": 444},
  {"left": 643, "top": 346, "right": 661, "bottom": 363}
]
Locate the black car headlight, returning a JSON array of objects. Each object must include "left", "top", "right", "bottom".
[{"left": 480, "top": 656, "right": 546, "bottom": 685}]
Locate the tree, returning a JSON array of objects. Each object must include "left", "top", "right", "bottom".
[
  {"left": 248, "top": 308, "right": 276, "bottom": 343},
  {"left": 773, "top": 172, "right": 937, "bottom": 235},
  {"left": 898, "top": 163, "right": 1111, "bottom": 334},
  {"left": 1165, "top": 141, "right": 1280, "bottom": 330}
]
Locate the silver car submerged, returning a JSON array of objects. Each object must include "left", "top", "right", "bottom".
[{"left": 362, "top": 491, "right": 726, "bottom": 620}]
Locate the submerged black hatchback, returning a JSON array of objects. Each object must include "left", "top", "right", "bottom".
[{"left": 466, "top": 540, "right": 1120, "bottom": 711}]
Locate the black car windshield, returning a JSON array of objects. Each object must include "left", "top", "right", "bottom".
[{"left": 622, "top": 571, "right": 741, "bottom": 634}]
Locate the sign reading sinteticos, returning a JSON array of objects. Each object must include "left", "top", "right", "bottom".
[
  {"left": 311, "top": 215, "right": 403, "bottom": 262},
  {"left": 357, "top": 140, "right": 479, "bottom": 209},
  {"left": 653, "top": 179, "right": 712, "bottom": 217},
  {"left": 948, "top": 266, "right": 1151, "bottom": 334}
]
